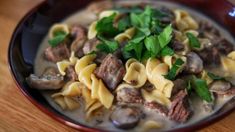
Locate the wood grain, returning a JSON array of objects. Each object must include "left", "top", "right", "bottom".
[{"left": 0, "top": 0, "right": 234, "bottom": 132}]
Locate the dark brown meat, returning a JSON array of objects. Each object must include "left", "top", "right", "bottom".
[
  {"left": 199, "top": 21, "right": 220, "bottom": 38},
  {"left": 171, "top": 40, "right": 185, "bottom": 52},
  {"left": 83, "top": 38, "right": 100, "bottom": 54},
  {"left": 197, "top": 46, "right": 220, "bottom": 65},
  {"left": 215, "top": 38, "right": 234, "bottom": 55},
  {"left": 95, "top": 54, "right": 125, "bottom": 91},
  {"left": 185, "top": 52, "right": 203, "bottom": 74},
  {"left": 26, "top": 67, "right": 64, "bottom": 90},
  {"left": 116, "top": 87, "right": 143, "bottom": 104},
  {"left": 197, "top": 39, "right": 233, "bottom": 66},
  {"left": 44, "top": 43, "right": 70, "bottom": 62},
  {"left": 70, "top": 25, "right": 87, "bottom": 57},
  {"left": 171, "top": 79, "right": 187, "bottom": 97},
  {"left": 168, "top": 90, "right": 192, "bottom": 123},
  {"left": 144, "top": 101, "right": 168, "bottom": 116},
  {"left": 110, "top": 105, "right": 142, "bottom": 129},
  {"left": 65, "top": 66, "right": 77, "bottom": 81}
]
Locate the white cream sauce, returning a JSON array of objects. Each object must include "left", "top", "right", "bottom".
[{"left": 34, "top": 0, "right": 235, "bottom": 131}]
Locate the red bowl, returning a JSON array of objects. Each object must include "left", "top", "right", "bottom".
[{"left": 8, "top": 0, "right": 235, "bottom": 131}]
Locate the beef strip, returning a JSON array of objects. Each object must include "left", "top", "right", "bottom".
[
  {"left": 116, "top": 87, "right": 143, "bottom": 104},
  {"left": 44, "top": 43, "right": 70, "bottom": 62},
  {"left": 82, "top": 38, "right": 100, "bottom": 54},
  {"left": 95, "top": 54, "right": 125, "bottom": 91},
  {"left": 171, "top": 79, "right": 187, "bottom": 97},
  {"left": 70, "top": 25, "right": 87, "bottom": 57},
  {"left": 65, "top": 65, "right": 77, "bottom": 81},
  {"left": 168, "top": 90, "right": 192, "bottom": 123},
  {"left": 144, "top": 101, "right": 168, "bottom": 116}
]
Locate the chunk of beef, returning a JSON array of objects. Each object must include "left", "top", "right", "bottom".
[
  {"left": 144, "top": 101, "right": 168, "bottom": 116},
  {"left": 26, "top": 67, "right": 64, "bottom": 90},
  {"left": 168, "top": 90, "right": 192, "bottom": 123},
  {"left": 214, "top": 38, "right": 234, "bottom": 55},
  {"left": 199, "top": 21, "right": 220, "bottom": 38},
  {"left": 70, "top": 25, "right": 87, "bottom": 57},
  {"left": 116, "top": 87, "right": 143, "bottom": 104},
  {"left": 110, "top": 105, "right": 143, "bottom": 129},
  {"left": 95, "top": 54, "right": 125, "bottom": 91},
  {"left": 82, "top": 38, "right": 100, "bottom": 54},
  {"left": 171, "top": 79, "right": 187, "bottom": 97},
  {"left": 171, "top": 40, "right": 185, "bottom": 52},
  {"left": 197, "top": 46, "right": 220, "bottom": 65},
  {"left": 185, "top": 52, "right": 203, "bottom": 74},
  {"left": 65, "top": 66, "right": 77, "bottom": 81},
  {"left": 44, "top": 44, "right": 70, "bottom": 62}
]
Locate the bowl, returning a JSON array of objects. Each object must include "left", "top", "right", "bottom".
[{"left": 8, "top": 0, "right": 235, "bottom": 131}]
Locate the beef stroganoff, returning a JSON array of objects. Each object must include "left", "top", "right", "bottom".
[{"left": 26, "top": 0, "right": 235, "bottom": 131}]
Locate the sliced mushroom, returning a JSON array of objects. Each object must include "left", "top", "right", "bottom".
[
  {"left": 185, "top": 52, "right": 203, "bottom": 74},
  {"left": 110, "top": 105, "right": 142, "bottom": 129},
  {"left": 209, "top": 80, "right": 231, "bottom": 94},
  {"left": 26, "top": 67, "right": 65, "bottom": 90}
]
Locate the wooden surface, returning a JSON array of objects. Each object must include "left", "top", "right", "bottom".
[{"left": 0, "top": 0, "right": 235, "bottom": 132}]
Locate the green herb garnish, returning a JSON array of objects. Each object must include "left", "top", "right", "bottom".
[
  {"left": 186, "top": 32, "right": 200, "bottom": 48},
  {"left": 191, "top": 77, "right": 213, "bottom": 102},
  {"left": 165, "top": 58, "right": 184, "bottom": 80},
  {"left": 96, "top": 13, "right": 119, "bottom": 37},
  {"left": 160, "top": 46, "right": 174, "bottom": 56},
  {"left": 48, "top": 31, "right": 67, "bottom": 47},
  {"left": 207, "top": 72, "right": 224, "bottom": 80},
  {"left": 96, "top": 35, "right": 119, "bottom": 53}
]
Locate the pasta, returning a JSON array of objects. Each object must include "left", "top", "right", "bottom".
[
  {"left": 141, "top": 89, "right": 171, "bottom": 107},
  {"left": 99, "top": 10, "right": 119, "bottom": 19},
  {"left": 123, "top": 59, "right": 147, "bottom": 88},
  {"left": 75, "top": 54, "right": 96, "bottom": 75},
  {"left": 88, "top": 21, "right": 98, "bottom": 39},
  {"left": 221, "top": 54, "right": 235, "bottom": 73},
  {"left": 49, "top": 24, "right": 69, "bottom": 39},
  {"left": 57, "top": 60, "right": 72, "bottom": 76},
  {"left": 114, "top": 27, "right": 136, "bottom": 43},
  {"left": 146, "top": 58, "right": 174, "bottom": 98},
  {"left": 201, "top": 70, "right": 213, "bottom": 85},
  {"left": 174, "top": 9, "right": 198, "bottom": 31}
]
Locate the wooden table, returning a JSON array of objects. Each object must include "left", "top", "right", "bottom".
[{"left": 0, "top": 0, "right": 235, "bottom": 131}]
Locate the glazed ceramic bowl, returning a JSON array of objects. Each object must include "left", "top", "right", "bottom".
[{"left": 8, "top": 0, "right": 235, "bottom": 131}]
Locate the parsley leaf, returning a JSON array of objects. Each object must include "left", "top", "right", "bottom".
[
  {"left": 96, "top": 35, "right": 119, "bottom": 53},
  {"left": 207, "top": 72, "right": 224, "bottom": 80},
  {"left": 118, "top": 16, "right": 130, "bottom": 31},
  {"left": 186, "top": 32, "right": 200, "bottom": 48},
  {"left": 123, "top": 42, "right": 143, "bottom": 61},
  {"left": 130, "top": 6, "right": 152, "bottom": 28},
  {"left": 191, "top": 77, "right": 213, "bottom": 102},
  {"left": 165, "top": 58, "right": 184, "bottom": 80},
  {"left": 48, "top": 31, "right": 67, "bottom": 47},
  {"left": 144, "top": 35, "right": 160, "bottom": 57},
  {"left": 160, "top": 46, "right": 174, "bottom": 56},
  {"left": 96, "top": 13, "right": 119, "bottom": 37},
  {"left": 158, "top": 24, "right": 173, "bottom": 48}
]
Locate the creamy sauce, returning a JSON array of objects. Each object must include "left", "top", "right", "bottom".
[{"left": 34, "top": 1, "right": 235, "bottom": 131}]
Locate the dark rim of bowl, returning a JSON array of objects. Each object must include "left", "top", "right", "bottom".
[{"left": 8, "top": 0, "right": 235, "bottom": 132}]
